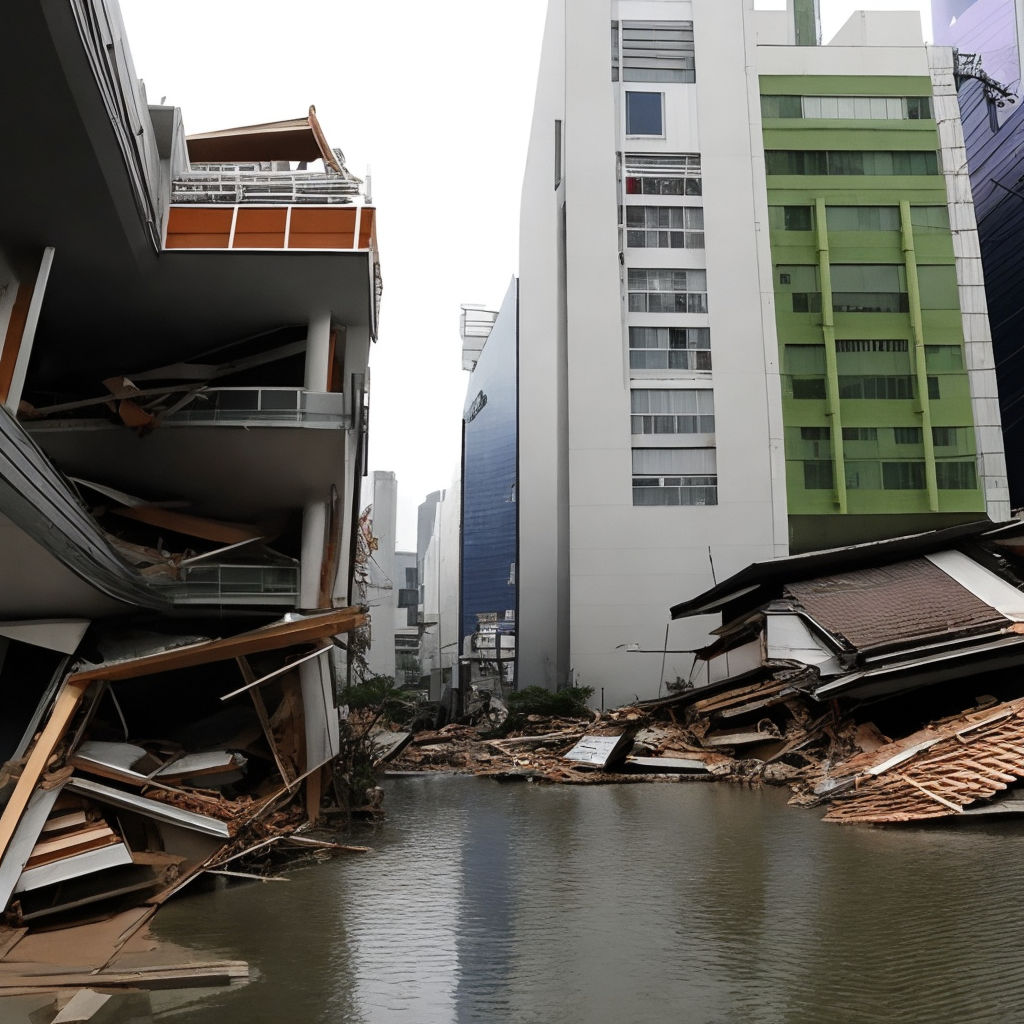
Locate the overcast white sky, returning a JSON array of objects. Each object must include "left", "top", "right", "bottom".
[{"left": 119, "top": 0, "right": 932, "bottom": 548}]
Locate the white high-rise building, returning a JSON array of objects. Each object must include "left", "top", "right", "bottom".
[{"left": 517, "top": 0, "right": 1008, "bottom": 707}]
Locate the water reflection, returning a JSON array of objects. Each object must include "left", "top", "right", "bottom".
[{"left": 148, "top": 776, "right": 1024, "bottom": 1024}]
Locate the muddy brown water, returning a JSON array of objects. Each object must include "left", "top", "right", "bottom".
[{"left": 141, "top": 775, "right": 1024, "bottom": 1023}]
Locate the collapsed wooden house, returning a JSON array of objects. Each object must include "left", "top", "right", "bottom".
[{"left": 665, "top": 520, "right": 1024, "bottom": 821}]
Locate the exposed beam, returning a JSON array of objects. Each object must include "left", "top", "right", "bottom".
[{"left": 68, "top": 608, "right": 365, "bottom": 683}]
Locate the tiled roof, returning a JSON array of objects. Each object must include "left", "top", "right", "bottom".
[
  {"left": 823, "top": 697, "right": 1024, "bottom": 824},
  {"left": 785, "top": 557, "right": 1007, "bottom": 650}
]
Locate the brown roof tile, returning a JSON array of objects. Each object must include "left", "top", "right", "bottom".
[{"left": 785, "top": 557, "right": 1006, "bottom": 650}]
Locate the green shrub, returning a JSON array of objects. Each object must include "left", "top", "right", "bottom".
[
  {"left": 345, "top": 674, "right": 421, "bottom": 725},
  {"left": 507, "top": 685, "right": 594, "bottom": 718}
]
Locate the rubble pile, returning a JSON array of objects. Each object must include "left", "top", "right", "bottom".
[{"left": 390, "top": 523, "right": 1024, "bottom": 824}]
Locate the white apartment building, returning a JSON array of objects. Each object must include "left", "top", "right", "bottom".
[{"left": 518, "top": 0, "right": 1007, "bottom": 707}]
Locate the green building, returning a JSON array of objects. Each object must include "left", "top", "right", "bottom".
[{"left": 757, "top": 10, "right": 1008, "bottom": 551}]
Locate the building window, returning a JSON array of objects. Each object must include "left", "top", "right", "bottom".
[
  {"left": 764, "top": 150, "right": 939, "bottom": 176},
  {"left": 925, "top": 345, "right": 963, "bottom": 371},
  {"left": 893, "top": 427, "right": 923, "bottom": 444},
  {"left": 778, "top": 265, "right": 821, "bottom": 312},
  {"left": 910, "top": 206, "right": 950, "bottom": 232},
  {"left": 626, "top": 206, "right": 704, "bottom": 248},
  {"left": 932, "top": 426, "right": 965, "bottom": 448},
  {"left": 630, "top": 388, "right": 714, "bottom": 434},
  {"left": 767, "top": 205, "right": 814, "bottom": 230},
  {"left": 826, "top": 206, "right": 900, "bottom": 232},
  {"left": 936, "top": 461, "right": 978, "bottom": 489},
  {"left": 800, "top": 426, "right": 830, "bottom": 440},
  {"left": 614, "top": 21, "right": 695, "bottom": 83},
  {"left": 628, "top": 269, "right": 708, "bottom": 312},
  {"left": 793, "top": 293, "right": 823, "bottom": 313},
  {"left": 792, "top": 378, "right": 827, "bottom": 399},
  {"left": 842, "top": 427, "right": 878, "bottom": 442},
  {"left": 831, "top": 264, "right": 908, "bottom": 313},
  {"left": 784, "top": 345, "right": 826, "bottom": 374},
  {"left": 838, "top": 376, "right": 914, "bottom": 400},
  {"left": 626, "top": 92, "right": 664, "bottom": 136},
  {"left": 629, "top": 326, "right": 711, "bottom": 370},
  {"left": 632, "top": 448, "right": 716, "bottom": 506},
  {"left": 625, "top": 153, "right": 701, "bottom": 195},
  {"left": 836, "top": 339, "right": 908, "bottom": 353},
  {"left": 803, "top": 460, "right": 834, "bottom": 489},
  {"left": 882, "top": 461, "right": 926, "bottom": 489},
  {"left": 761, "top": 94, "right": 932, "bottom": 120}
]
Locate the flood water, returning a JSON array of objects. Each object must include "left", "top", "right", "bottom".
[{"left": 150, "top": 775, "right": 1024, "bottom": 1024}]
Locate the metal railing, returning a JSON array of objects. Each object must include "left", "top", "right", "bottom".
[
  {"left": 171, "top": 170, "right": 362, "bottom": 205},
  {"left": 152, "top": 563, "right": 299, "bottom": 605},
  {"left": 161, "top": 388, "right": 349, "bottom": 428}
]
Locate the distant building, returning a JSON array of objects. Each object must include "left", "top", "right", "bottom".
[
  {"left": 416, "top": 485, "right": 460, "bottom": 697},
  {"left": 459, "top": 282, "right": 518, "bottom": 692},
  {"left": 517, "top": 0, "right": 1008, "bottom": 705},
  {"left": 365, "top": 471, "right": 399, "bottom": 679}
]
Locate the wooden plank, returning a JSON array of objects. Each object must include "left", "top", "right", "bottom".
[
  {"left": 284, "top": 835, "right": 370, "bottom": 853},
  {"left": 0, "top": 961, "right": 249, "bottom": 991},
  {"left": 69, "top": 608, "right": 366, "bottom": 683},
  {"left": 305, "top": 764, "right": 323, "bottom": 823},
  {"left": 0, "top": 679, "right": 90, "bottom": 864},
  {"left": 52, "top": 988, "right": 113, "bottom": 1022},
  {"left": 16, "top": 843, "right": 134, "bottom": 893},
  {"left": 220, "top": 645, "right": 332, "bottom": 702},
  {"left": 0, "top": 926, "right": 27, "bottom": 960},
  {"left": 65, "top": 779, "right": 230, "bottom": 839},
  {"left": 206, "top": 869, "right": 289, "bottom": 882},
  {"left": 898, "top": 774, "right": 964, "bottom": 813},
  {"left": 110, "top": 507, "right": 262, "bottom": 545},
  {"left": 240, "top": 658, "right": 296, "bottom": 788}
]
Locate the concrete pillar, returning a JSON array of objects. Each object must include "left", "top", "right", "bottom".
[
  {"left": 300, "top": 499, "right": 327, "bottom": 609},
  {"left": 305, "top": 310, "right": 331, "bottom": 392},
  {"left": 3, "top": 247, "right": 54, "bottom": 414}
]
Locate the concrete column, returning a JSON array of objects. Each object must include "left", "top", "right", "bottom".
[
  {"left": 4, "top": 247, "right": 54, "bottom": 414},
  {"left": 305, "top": 310, "right": 331, "bottom": 392},
  {"left": 300, "top": 500, "right": 327, "bottom": 609}
]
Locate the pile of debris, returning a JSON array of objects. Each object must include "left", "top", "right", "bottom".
[
  {"left": 0, "top": 607, "right": 376, "bottom": 993},
  {"left": 391, "top": 522, "right": 1024, "bottom": 825}
]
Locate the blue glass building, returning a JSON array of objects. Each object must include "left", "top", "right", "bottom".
[
  {"left": 460, "top": 279, "right": 518, "bottom": 683},
  {"left": 936, "top": 0, "right": 1024, "bottom": 502}
]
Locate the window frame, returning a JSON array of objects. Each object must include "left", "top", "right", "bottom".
[{"left": 625, "top": 91, "right": 666, "bottom": 138}]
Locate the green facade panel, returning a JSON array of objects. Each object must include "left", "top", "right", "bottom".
[
  {"left": 761, "top": 73, "right": 984, "bottom": 539},
  {"left": 759, "top": 75, "right": 934, "bottom": 96}
]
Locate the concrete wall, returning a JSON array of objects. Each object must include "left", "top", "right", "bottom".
[
  {"left": 518, "top": 0, "right": 570, "bottom": 691},
  {"left": 366, "top": 470, "right": 398, "bottom": 679},
  {"left": 419, "top": 477, "right": 461, "bottom": 685},
  {"left": 519, "top": 0, "right": 788, "bottom": 707}
]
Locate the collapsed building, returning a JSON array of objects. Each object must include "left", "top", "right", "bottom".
[
  {"left": 666, "top": 519, "right": 1024, "bottom": 822},
  {"left": 0, "top": 0, "right": 378, "bottom": 968}
]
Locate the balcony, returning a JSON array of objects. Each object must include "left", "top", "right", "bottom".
[
  {"left": 149, "top": 562, "right": 300, "bottom": 607},
  {"left": 172, "top": 170, "right": 360, "bottom": 206},
  {"left": 159, "top": 388, "right": 350, "bottom": 429}
]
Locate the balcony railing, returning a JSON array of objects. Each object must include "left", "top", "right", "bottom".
[
  {"left": 171, "top": 170, "right": 361, "bottom": 205},
  {"left": 161, "top": 388, "right": 349, "bottom": 428},
  {"left": 151, "top": 563, "right": 299, "bottom": 606}
]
